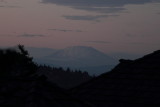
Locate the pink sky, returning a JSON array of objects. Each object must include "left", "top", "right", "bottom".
[{"left": 0, "top": 0, "right": 160, "bottom": 54}]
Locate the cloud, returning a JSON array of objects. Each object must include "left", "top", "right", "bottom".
[
  {"left": 41, "top": 0, "right": 160, "bottom": 21},
  {"left": 63, "top": 15, "right": 118, "bottom": 21},
  {"left": 41, "top": 0, "right": 155, "bottom": 7},
  {"left": 86, "top": 41, "right": 111, "bottom": 44},
  {"left": 0, "top": 0, "right": 21, "bottom": 8},
  {"left": 48, "top": 28, "right": 83, "bottom": 32},
  {"left": 19, "top": 33, "right": 45, "bottom": 37},
  {"left": 0, "top": 5, "right": 21, "bottom": 8},
  {"left": 125, "top": 42, "right": 145, "bottom": 45},
  {"left": 41, "top": 0, "right": 158, "bottom": 14},
  {"left": 73, "top": 7, "right": 126, "bottom": 14}
]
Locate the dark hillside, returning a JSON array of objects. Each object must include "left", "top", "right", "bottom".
[
  {"left": 71, "top": 50, "right": 160, "bottom": 107},
  {"left": 37, "top": 65, "right": 92, "bottom": 89},
  {"left": 0, "top": 45, "right": 93, "bottom": 107}
]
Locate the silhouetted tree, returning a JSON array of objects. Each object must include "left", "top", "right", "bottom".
[
  {"left": 18, "top": 44, "right": 29, "bottom": 56},
  {"left": 0, "top": 45, "right": 37, "bottom": 78}
]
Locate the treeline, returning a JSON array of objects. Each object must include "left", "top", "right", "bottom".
[
  {"left": 0, "top": 45, "right": 92, "bottom": 89},
  {"left": 38, "top": 65, "right": 93, "bottom": 89},
  {"left": 0, "top": 45, "right": 37, "bottom": 79}
]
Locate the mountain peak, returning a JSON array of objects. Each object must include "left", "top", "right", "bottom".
[
  {"left": 51, "top": 46, "right": 108, "bottom": 59},
  {"left": 39, "top": 46, "right": 118, "bottom": 74},
  {"left": 47, "top": 46, "right": 117, "bottom": 64},
  {"left": 35, "top": 46, "right": 118, "bottom": 75},
  {"left": 63, "top": 46, "right": 100, "bottom": 54}
]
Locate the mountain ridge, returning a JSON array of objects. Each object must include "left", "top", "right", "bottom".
[
  {"left": 71, "top": 50, "right": 160, "bottom": 107},
  {"left": 36, "top": 46, "right": 118, "bottom": 75}
]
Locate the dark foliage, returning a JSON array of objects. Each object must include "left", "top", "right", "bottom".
[
  {"left": 0, "top": 44, "right": 92, "bottom": 88},
  {"left": 2, "top": 45, "right": 160, "bottom": 107},
  {"left": 0, "top": 45, "right": 93, "bottom": 107},
  {"left": 0, "top": 45, "right": 37, "bottom": 78},
  {"left": 38, "top": 65, "right": 93, "bottom": 89}
]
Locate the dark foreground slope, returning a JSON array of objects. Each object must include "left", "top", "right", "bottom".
[
  {"left": 71, "top": 50, "right": 160, "bottom": 107},
  {"left": 0, "top": 76, "right": 93, "bottom": 107},
  {"left": 0, "top": 45, "right": 93, "bottom": 107}
]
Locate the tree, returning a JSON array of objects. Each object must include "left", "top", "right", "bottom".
[{"left": 0, "top": 45, "right": 37, "bottom": 78}]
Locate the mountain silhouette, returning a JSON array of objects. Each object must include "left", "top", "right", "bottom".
[
  {"left": 0, "top": 45, "right": 93, "bottom": 107},
  {"left": 36, "top": 46, "right": 117, "bottom": 75},
  {"left": 2, "top": 45, "right": 160, "bottom": 107},
  {"left": 71, "top": 50, "right": 160, "bottom": 107},
  {"left": 0, "top": 75, "right": 94, "bottom": 107}
]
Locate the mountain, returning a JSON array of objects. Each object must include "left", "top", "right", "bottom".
[
  {"left": 36, "top": 46, "right": 118, "bottom": 75},
  {"left": 2, "top": 45, "right": 160, "bottom": 106},
  {"left": 71, "top": 50, "right": 160, "bottom": 107},
  {"left": 0, "top": 46, "right": 93, "bottom": 107}
]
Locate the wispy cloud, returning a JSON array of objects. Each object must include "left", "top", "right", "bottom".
[
  {"left": 124, "top": 42, "right": 160, "bottom": 45},
  {"left": 63, "top": 15, "right": 118, "bottom": 21},
  {"left": 86, "top": 41, "right": 111, "bottom": 44},
  {"left": 41, "top": 0, "right": 160, "bottom": 22},
  {"left": 0, "top": 0, "right": 21, "bottom": 8},
  {"left": 74, "top": 7, "right": 126, "bottom": 14},
  {"left": 41, "top": 0, "right": 156, "bottom": 7},
  {"left": 41, "top": 0, "right": 158, "bottom": 14},
  {"left": 48, "top": 28, "right": 83, "bottom": 32},
  {"left": 0, "top": 5, "right": 21, "bottom": 8},
  {"left": 19, "top": 33, "right": 45, "bottom": 37}
]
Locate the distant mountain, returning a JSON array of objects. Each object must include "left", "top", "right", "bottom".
[
  {"left": 71, "top": 50, "right": 160, "bottom": 107},
  {"left": 0, "top": 46, "right": 93, "bottom": 107},
  {"left": 36, "top": 46, "right": 118, "bottom": 75},
  {"left": 2, "top": 45, "right": 160, "bottom": 106}
]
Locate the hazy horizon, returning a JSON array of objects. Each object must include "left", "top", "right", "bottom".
[{"left": 0, "top": 0, "right": 160, "bottom": 55}]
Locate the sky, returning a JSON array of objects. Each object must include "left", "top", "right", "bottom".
[{"left": 0, "top": 0, "right": 160, "bottom": 55}]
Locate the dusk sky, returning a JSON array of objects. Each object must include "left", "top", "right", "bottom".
[{"left": 0, "top": 0, "right": 160, "bottom": 55}]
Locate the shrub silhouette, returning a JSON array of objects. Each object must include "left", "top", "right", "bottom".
[{"left": 0, "top": 45, "right": 37, "bottom": 78}]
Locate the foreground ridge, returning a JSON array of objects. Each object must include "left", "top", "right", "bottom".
[{"left": 71, "top": 50, "right": 160, "bottom": 107}]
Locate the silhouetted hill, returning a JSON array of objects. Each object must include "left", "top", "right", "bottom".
[
  {"left": 71, "top": 50, "right": 160, "bottom": 107},
  {"left": 37, "top": 65, "right": 92, "bottom": 89},
  {"left": 0, "top": 45, "right": 93, "bottom": 107},
  {"left": 2, "top": 45, "right": 160, "bottom": 107},
  {"left": 0, "top": 75, "right": 94, "bottom": 107}
]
